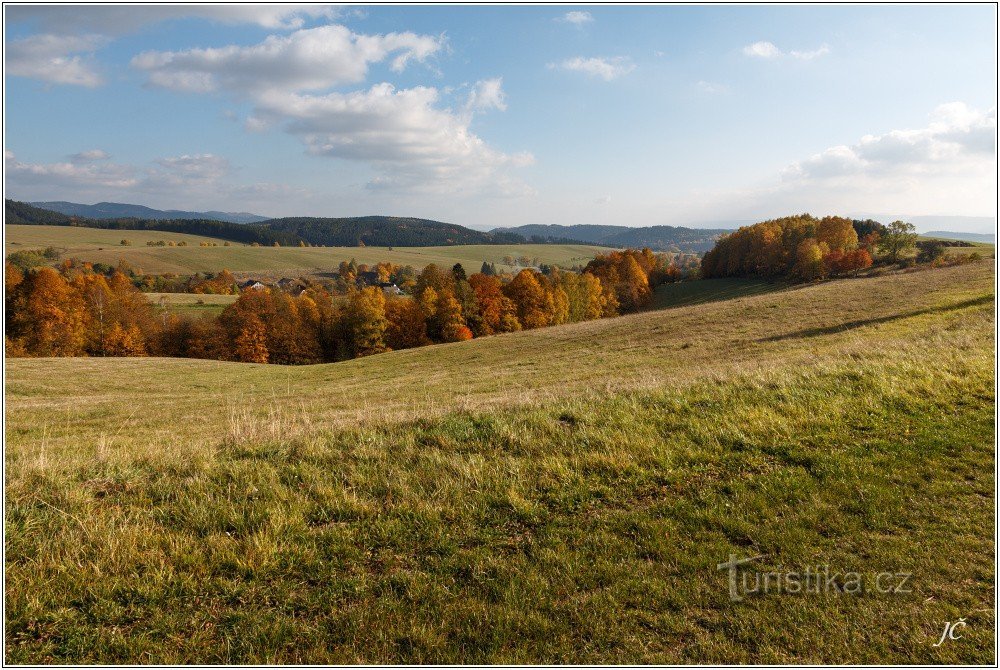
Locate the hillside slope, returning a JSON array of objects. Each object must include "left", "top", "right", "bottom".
[
  {"left": 5, "top": 199, "right": 298, "bottom": 246},
  {"left": 263, "top": 215, "right": 524, "bottom": 246},
  {"left": 495, "top": 223, "right": 729, "bottom": 251},
  {"left": 5, "top": 225, "right": 606, "bottom": 275},
  {"left": 5, "top": 262, "right": 995, "bottom": 663},
  {"left": 6, "top": 200, "right": 529, "bottom": 248}
]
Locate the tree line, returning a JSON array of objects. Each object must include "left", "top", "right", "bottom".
[{"left": 5, "top": 249, "right": 681, "bottom": 363}]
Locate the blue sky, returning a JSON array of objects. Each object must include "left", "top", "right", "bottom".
[{"left": 5, "top": 4, "right": 997, "bottom": 230}]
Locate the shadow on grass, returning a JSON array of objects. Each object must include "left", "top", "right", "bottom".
[{"left": 758, "top": 294, "right": 994, "bottom": 343}]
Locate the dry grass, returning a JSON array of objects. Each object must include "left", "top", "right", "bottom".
[
  {"left": 5, "top": 225, "right": 609, "bottom": 276},
  {"left": 6, "top": 261, "right": 993, "bottom": 461},
  {"left": 4, "top": 261, "right": 995, "bottom": 663}
]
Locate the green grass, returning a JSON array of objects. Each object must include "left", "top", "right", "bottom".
[
  {"left": 145, "top": 292, "right": 240, "bottom": 317},
  {"left": 4, "top": 262, "right": 995, "bottom": 663},
  {"left": 651, "top": 277, "right": 784, "bottom": 309},
  {"left": 5, "top": 225, "right": 609, "bottom": 276}
]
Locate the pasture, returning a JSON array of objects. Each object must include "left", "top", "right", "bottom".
[
  {"left": 5, "top": 225, "right": 609, "bottom": 276},
  {"left": 4, "top": 261, "right": 995, "bottom": 663},
  {"left": 145, "top": 292, "right": 240, "bottom": 317}
]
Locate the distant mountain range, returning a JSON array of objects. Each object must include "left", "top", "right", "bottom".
[
  {"left": 491, "top": 224, "right": 730, "bottom": 252},
  {"left": 922, "top": 231, "right": 995, "bottom": 243},
  {"left": 30, "top": 201, "right": 269, "bottom": 224}
]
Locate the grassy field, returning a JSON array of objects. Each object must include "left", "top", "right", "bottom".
[
  {"left": 651, "top": 277, "right": 785, "bottom": 309},
  {"left": 145, "top": 292, "right": 241, "bottom": 317},
  {"left": 5, "top": 225, "right": 609, "bottom": 276},
  {"left": 4, "top": 261, "right": 995, "bottom": 663}
]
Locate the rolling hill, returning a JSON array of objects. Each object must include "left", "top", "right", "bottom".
[
  {"left": 263, "top": 215, "right": 524, "bottom": 246},
  {"left": 6, "top": 199, "right": 298, "bottom": 246},
  {"left": 5, "top": 225, "right": 608, "bottom": 275},
  {"left": 30, "top": 200, "right": 270, "bottom": 224},
  {"left": 5, "top": 261, "right": 994, "bottom": 663},
  {"left": 6, "top": 199, "right": 528, "bottom": 248},
  {"left": 493, "top": 223, "right": 730, "bottom": 252}
]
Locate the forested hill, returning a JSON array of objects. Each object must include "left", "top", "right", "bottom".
[
  {"left": 261, "top": 216, "right": 524, "bottom": 246},
  {"left": 31, "top": 201, "right": 268, "bottom": 224},
  {"left": 494, "top": 223, "right": 730, "bottom": 252},
  {"left": 5, "top": 199, "right": 528, "bottom": 247},
  {"left": 5, "top": 199, "right": 299, "bottom": 246}
]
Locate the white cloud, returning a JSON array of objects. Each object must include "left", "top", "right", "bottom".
[
  {"left": 132, "top": 25, "right": 443, "bottom": 95},
  {"left": 788, "top": 45, "right": 830, "bottom": 60},
  {"left": 762, "top": 103, "right": 996, "bottom": 216},
  {"left": 559, "top": 11, "right": 594, "bottom": 26},
  {"left": 69, "top": 149, "right": 111, "bottom": 164},
  {"left": 251, "top": 83, "right": 534, "bottom": 195},
  {"left": 6, "top": 150, "right": 137, "bottom": 190},
  {"left": 6, "top": 33, "right": 106, "bottom": 87},
  {"left": 783, "top": 103, "right": 996, "bottom": 181},
  {"left": 466, "top": 78, "right": 507, "bottom": 112},
  {"left": 743, "top": 41, "right": 782, "bottom": 59},
  {"left": 743, "top": 41, "right": 830, "bottom": 61},
  {"left": 549, "top": 56, "right": 635, "bottom": 81},
  {"left": 5, "top": 5, "right": 340, "bottom": 35},
  {"left": 5, "top": 150, "right": 306, "bottom": 210},
  {"left": 131, "top": 26, "right": 530, "bottom": 196},
  {"left": 155, "top": 154, "right": 231, "bottom": 182}
]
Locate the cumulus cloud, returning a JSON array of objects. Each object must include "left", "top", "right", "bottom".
[
  {"left": 132, "top": 25, "right": 443, "bottom": 95},
  {"left": 757, "top": 103, "right": 996, "bottom": 217},
  {"left": 6, "top": 33, "right": 106, "bottom": 87},
  {"left": 559, "top": 11, "right": 594, "bottom": 26},
  {"left": 783, "top": 103, "right": 996, "bottom": 181},
  {"left": 131, "top": 25, "right": 530, "bottom": 196},
  {"left": 250, "top": 83, "right": 534, "bottom": 195},
  {"left": 548, "top": 56, "right": 635, "bottom": 81},
  {"left": 743, "top": 41, "right": 830, "bottom": 60}
]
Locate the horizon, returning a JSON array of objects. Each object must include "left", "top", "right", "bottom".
[
  {"left": 5, "top": 5, "right": 997, "bottom": 231},
  {"left": 15, "top": 198, "right": 998, "bottom": 235}
]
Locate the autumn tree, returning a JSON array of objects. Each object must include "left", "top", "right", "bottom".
[
  {"left": 816, "top": 216, "right": 859, "bottom": 253},
  {"left": 435, "top": 292, "right": 472, "bottom": 342},
  {"left": 415, "top": 263, "right": 455, "bottom": 297},
  {"left": 385, "top": 297, "right": 430, "bottom": 350},
  {"left": 234, "top": 315, "right": 269, "bottom": 363},
  {"left": 468, "top": 273, "right": 519, "bottom": 336},
  {"left": 504, "top": 269, "right": 553, "bottom": 329},
  {"left": 793, "top": 238, "right": 826, "bottom": 280},
  {"left": 8, "top": 267, "right": 89, "bottom": 356},
  {"left": 343, "top": 287, "right": 388, "bottom": 357}
]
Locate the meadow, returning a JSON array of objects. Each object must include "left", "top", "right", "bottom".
[
  {"left": 4, "top": 261, "right": 995, "bottom": 663},
  {"left": 5, "top": 225, "right": 609, "bottom": 276},
  {"left": 145, "top": 292, "right": 241, "bottom": 317}
]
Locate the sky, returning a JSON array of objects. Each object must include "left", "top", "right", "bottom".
[{"left": 4, "top": 4, "right": 997, "bottom": 231}]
